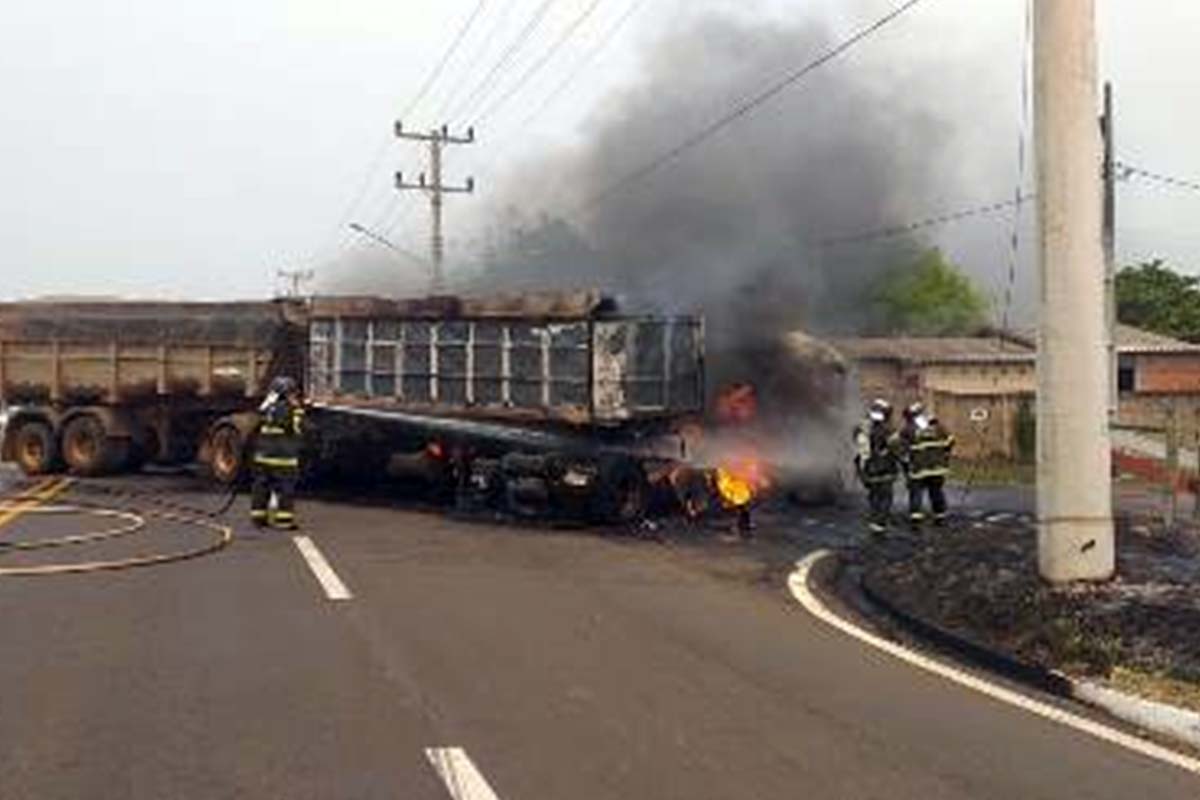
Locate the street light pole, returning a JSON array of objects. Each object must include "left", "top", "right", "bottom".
[
  {"left": 1034, "top": 0, "right": 1114, "bottom": 582},
  {"left": 347, "top": 223, "right": 432, "bottom": 270}
]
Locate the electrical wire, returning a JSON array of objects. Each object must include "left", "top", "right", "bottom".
[
  {"left": 401, "top": 0, "right": 490, "bottom": 124},
  {"left": 817, "top": 196, "right": 1032, "bottom": 249},
  {"left": 314, "top": 0, "right": 493, "bottom": 264},
  {"left": 1117, "top": 162, "right": 1200, "bottom": 194},
  {"left": 445, "top": 0, "right": 561, "bottom": 123},
  {"left": 472, "top": 0, "right": 607, "bottom": 127},
  {"left": 579, "top": 0, "right": 929, "bottom": 212},
  {"left": 434, "top": 2, "right": 520, "bottom": 120},
  {"left": 510, "top": 0, "right": 647, "bottom": 132}
]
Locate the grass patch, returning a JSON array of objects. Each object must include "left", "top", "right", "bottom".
[
  {"left": 1108, "top": 666, "right": 1200, "bottom": 713},
  {"left": 950, "top": 459, "right": 1036, "bottom": 486}
]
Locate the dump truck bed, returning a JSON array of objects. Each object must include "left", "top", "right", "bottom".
[
  {"left": 307, "top": 294, "right": 705, "bottom": 427},
  {"left": 0, "top": 301, "right": 301, "bottom": 406}
]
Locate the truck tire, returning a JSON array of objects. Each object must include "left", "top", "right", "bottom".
[
  {"left": 12, "top": 420, "right": 60, "bottom": 476},
  {"left": 208, "top": 424, "right": 246, "bottom": 486},
  {"left": 62, "top": 414, "right": 120, "bottom": 476},
  {"left": 590, "top": 456, "right": 649, "bottom": 526}
]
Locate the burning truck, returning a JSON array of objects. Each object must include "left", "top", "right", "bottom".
[
  {"left": 0, "top": 292, "right": 704, "bottom": 523},
  {"left": 0, "top": 291, "right": 845, "bottom": 524}
]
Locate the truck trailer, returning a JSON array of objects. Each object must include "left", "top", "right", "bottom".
[{"left": 0, "top": 291, "right": 705, "bottom": 522}]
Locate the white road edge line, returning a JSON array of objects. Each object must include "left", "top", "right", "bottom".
[
  {"left": 292, "top": 536, "right": 353, "bottom": 601},
  {"left": 425, "top": 747, "right": 503, "bottom": 800},
  {"left": 788, "top": 549, "right": 1200, "bottom": 777}
]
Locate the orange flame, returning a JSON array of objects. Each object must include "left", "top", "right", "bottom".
[{"left": 713, "top": 458, "right": 768, "bottom": 509}]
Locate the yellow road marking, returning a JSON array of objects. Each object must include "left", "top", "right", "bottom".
[{"left": 0, "top": 478, "right": 73, "bottom": 531}]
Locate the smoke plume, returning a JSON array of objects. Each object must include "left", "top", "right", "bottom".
[{"left": 474, "top": 5, "right": 979, "bottom": 344}]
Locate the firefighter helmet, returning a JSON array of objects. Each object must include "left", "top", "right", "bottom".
[{"left": 269, "top": 376, "right": 299, "bottom": 397}]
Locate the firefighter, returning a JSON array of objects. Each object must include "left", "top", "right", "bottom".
[
  {"left": 901, "top": 403, "right": 955, "bottom": 527},
  {"left": 250, "top": 376, "right": 306, "bottom": 530},
  {"left": 853, "top": 398, "right": 900, "bottom": 535}
]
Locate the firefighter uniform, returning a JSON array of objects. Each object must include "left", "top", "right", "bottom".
[
  {"left": 250, "top": 385, "right": 305, "bottom": 529},
  {"left": 854, "top": 412, "right": 900, "bottom": 534},
  {"left": 905, "top": 417, "right": 955, "bottom": 526}
]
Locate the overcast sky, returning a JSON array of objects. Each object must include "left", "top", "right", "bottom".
[{"left": 1, "top": 0, "right": 1197, "bottom": 302}]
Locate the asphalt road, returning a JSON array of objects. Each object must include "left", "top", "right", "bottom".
[{"left": 0, "top": 469, "right": 1196, "bottom": 799}]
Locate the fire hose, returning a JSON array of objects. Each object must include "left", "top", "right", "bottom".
[
  {"left": 0, "top": 481, "right": 234, "bottom": 577},
  {"left": 8, "top": 475, "right": 241, "bottom": 519}
]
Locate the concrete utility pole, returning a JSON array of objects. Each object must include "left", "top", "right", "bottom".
[
  {"left": 394, "top": 123, "right": 476, "bottom": 293},
  {"left": 1101, "top": 82, "right": 1117, "bottom": 420},
  {"left": 1034, "top": 0, "right": 1115, "bottom": 583},
  {"left": 277, "top": 268, "right": 314, "bottom": 298}
]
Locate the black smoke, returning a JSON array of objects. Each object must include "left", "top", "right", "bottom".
[{"left": 474, "top": 6, "right": 960, "bottom": 344}]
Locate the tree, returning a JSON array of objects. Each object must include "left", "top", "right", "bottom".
[
  {"left": 871, "top": 248, "right": 988, "bottom": 336},
  {"left": 1115, "top": 260, "right": 1200, "bottom": 343}
]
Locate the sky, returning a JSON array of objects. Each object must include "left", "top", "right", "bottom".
[{"left": 0, "top": 0, "right": 1197, "bottom": 306}]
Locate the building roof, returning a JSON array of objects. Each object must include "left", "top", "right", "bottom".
[
  {"left": 830, "top": 336, "right": 1034, "bottom": 365},
  {"left": 1113, "top": 324, "right": 1200, "bottom": 354},
  {"left": 833, "top": 325, "right": 1200, "bottom": 365}
]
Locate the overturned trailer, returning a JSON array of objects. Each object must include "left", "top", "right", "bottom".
[{"left": 0, "top": 291, "right": 705, "bottom": 522}]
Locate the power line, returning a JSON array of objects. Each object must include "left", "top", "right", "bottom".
[
  {"left": 476, "top": 0, "right": 643, "bottom": 166},
  {"left": 401, "top": 0, "right": 490, "bottom": 121},
  {"left": 472, "top": 0, "right": 606, "bottom": 127},
  {"left": 314, "top": 0, "right": 493, "bottom": 264},
  {"left": 1117, "top": 162, "right": 1200, "bottom": 194},
  {"left": 434, "top": 2, "right": 519, "bottom": 119},
  {"left": 579, "top": 0, "right": 929, "bottom": 211},
  {"left": 448, "top": 0, "right": 643, "bottom": 222},
  {"left": 818, "top": 196, "right": 1031, "bottom": 248},
  {"left": 511, "top": 0, "right": 647, "bottom": 131},
  {"left": 446, "top": 0, "right": 561, "bottom": 122}
]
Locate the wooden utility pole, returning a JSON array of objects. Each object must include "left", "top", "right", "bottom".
[
  {"left": 394, "top": 123, "right": 476, "bottom": 293},
  {"left": 1034, "top": 0, "right": 1115, "bottom": 583}
]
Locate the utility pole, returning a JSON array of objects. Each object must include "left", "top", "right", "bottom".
[
  {"left": 1034, "top": 0, "right": 1115, "bottom": 583},
  {"left": 394, "top": 123, "right": 476, "bottom": 293},
  {"left": 277, "top": 268, "right": 314, "bottom": 299},
  {"left": 1101, "top": 82, "right": 1117, "bottom": 420}
]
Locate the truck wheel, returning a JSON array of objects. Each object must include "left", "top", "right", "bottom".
[
  {"left": 591, "top": 456, "right": 649, "bottom": 526},
  {"left": 208, "top": 424, "right": 246, "bottom": 486},
  {"left": 62, "top": 415, "right": 118, "bottom": 476},
  {"left": 12, "top": 421, "right": 60, "bottom": 476}
]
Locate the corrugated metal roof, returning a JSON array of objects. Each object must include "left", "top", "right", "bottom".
[
  {"left": 1114, "top": 324, "right": 1200, "bottom": 354},
  {"left": 830, "top": 336, "right": 1034, "bottom": 364},
  {"left": 1012, "top": 325, "right": 1200, "bottom": 355},
  {"left": 833, "top": 325, "right": 1200, "bottom": 364}
]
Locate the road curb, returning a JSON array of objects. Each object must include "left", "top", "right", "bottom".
[{"left": 858, "top": 564, "right": 1200, "bottom": 751}]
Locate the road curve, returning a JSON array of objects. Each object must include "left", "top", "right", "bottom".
[{"left": 0, "top": 477, "right": 1195, "bottom": 798}]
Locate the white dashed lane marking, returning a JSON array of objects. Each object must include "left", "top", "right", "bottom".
[
  {"left": 292, "top": 535, "right": 353, "bottom": 601},
  {"left": 425, "top": 747, "right": 504, "bottom": 800}
]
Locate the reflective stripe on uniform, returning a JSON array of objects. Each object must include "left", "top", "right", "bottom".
[
  {"left": 250, "top": 509, "right": 269, "bottom": 519},
  {"left": 272, "top": 510, "right": 295, "bottom": 521},
  {"left": 912, "top": 468, "right": 950, "bottom": 479},
  {"left": 254, "top": 455, "right": 300, "bottom": 468},
  {"left": 910, "top": 438, "right": 955, "bottom": 451},
  {"left": 260, "top": 425, "right": 288, "bottom": 435}
]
